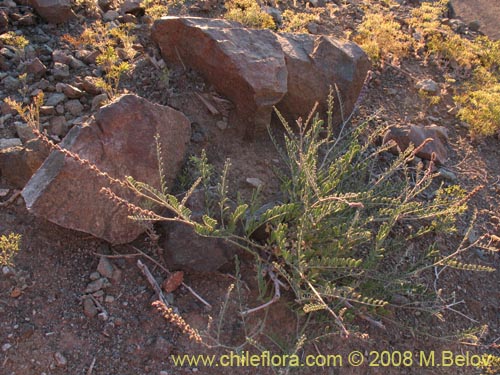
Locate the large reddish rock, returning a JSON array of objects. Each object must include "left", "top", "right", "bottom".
[
  {"left": 383, "top": 124, "right": 449, "bottom": 164},
  {"left": 22, "top": 94, "right": 191, "bottom": 244},
  {"left": 29, "top": 0, "right": 75, "bottom": 23},
  {"left": 276, "top": 33, "right": 371, "bottom": 124},
  {"left": 151, "top": 17, "right": 288, "bottom": 137}
]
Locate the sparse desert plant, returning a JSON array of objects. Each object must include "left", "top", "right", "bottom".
[
  {"left": 143, "top": 0, "right": 169, "bottom": 19},
  {"left": 7, "top": 90, "right": 497, "bottom": 343},
  {"left": 0, "top": 233, "right": 21, "bottom": 267},
  {"left": 281, "top": 9, "right": 319, "bottom": 33},
  {"left": 224, "top": 0, "right": 276, "bottom": 30},
  {"left": 455, "top": 82, "right": 500, "bottom": 137},
  {"left": 353, "top": 8, "right": 411, "bottom": 63},
  {"left": 0, "top": 31, "right": 29, "bottom": 60},
  {"left": 95, "top": 46, "right": 131, "bottom": 99}
]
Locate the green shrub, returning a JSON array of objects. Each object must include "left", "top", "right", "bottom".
[
  {"left": 353, "top": 9, "right": 411, "bottom": 63},
  {"left": 117, "top": 93, "right": 494, "bottom": 337},
  {"left": 0, "top": 233, "right": 21, "bottom": 267},
  {"left": 281, "top": 10, "right": 318, "bottom": 33},
  {"left": 224, "top": 0, "right": 276, "bottom": 29}
]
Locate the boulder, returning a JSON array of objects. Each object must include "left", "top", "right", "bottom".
[
  {"left": 29, "top": 0, "right": 76, "bottom": 23},
  {"left": 151, "top": 17, "right": 288, "bottom": 137},
  {"left": 151, "top": 17, "right": 370, "bottom": 136},
  {"left": 383, "top": 124, "right": 449, "bottom": 164},
  {"left": 276, "top": 33, "right": 370, "bottom": 124},
  {"left": 22, "top": 94, "right": 191, "bottom": 244},
  {"left": 0, "top": 139, "right": 50, "bottom": 188}
]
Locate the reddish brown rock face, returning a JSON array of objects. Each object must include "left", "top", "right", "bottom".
[
  {"left": 22, "top": 94, "right": 191, "bottom": 244},
  {"left": 151, "top": 17, "right": 370, "bottom": 136},
  {"left": 276, "top": 33, "right": 371, "bottom": 124}
]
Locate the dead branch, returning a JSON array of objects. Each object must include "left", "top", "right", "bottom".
[
  {"left": 0, "top": 190, "right": 21, "bottom": 207},
  {"left": 137, "top": 259, "right": 169, "bottom": 306}
]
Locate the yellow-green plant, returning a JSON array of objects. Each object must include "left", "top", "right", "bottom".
[
  {"left": 224, "top": 0, "right": 276, "bottom": 29},
  {"left": 354, "top": 9, "right": 411, "bottom": 63},
  {"left": 455, "top": 82, "right": 500, "bottom": 137},
  {"left": 281, "top": 10, "right": 318, "bottom": 33},
  {"left": 96, "top": 46, "right": 131, "bottom": 99},
  {"left": 143, "top": 0, "right": 169, "bottom": 19},
  {"left": 0, "top": 233, "right": 21, "bottom": 267}
]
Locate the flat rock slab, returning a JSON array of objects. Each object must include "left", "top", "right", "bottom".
[
  {"left": 22, "top": 94, "right": 191, "bottom": 244},
  {"left": 151, "top": 17, "right": 370, "bottom": 135},
  {"left": 152, "top": 17, "right": 288, "bottom": 137}
]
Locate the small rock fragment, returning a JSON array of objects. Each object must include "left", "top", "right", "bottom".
[
  {"left": 97, "top": 257, "right": 114, "bottom": 279},
  {"left": 45, "top": 93, "right": 66, "bottom": 107},
  {"left": 65, "top": 100, "right": 84, "bottom": 116},
  {"left": 246, "top": 177, "right": 264, "bottom": 188},
  {"left": 83, "top": 297, "right": 98, "bottom": 318},
  {"left": 91, "top": 93, "right": 109, "bottom": 110},
  {"left": 416, "top": 79, "right": 439, "bottom": 94},
  {"left": 54, "top": 352, "right": 67, "bottom": 367},
  {"left": 2, "top": 343, "right": 12, "bottom": 352},
  {"left": 85, "top": 278, "right": 105, "bottom": 293}
]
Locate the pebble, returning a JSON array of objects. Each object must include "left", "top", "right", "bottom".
[
  {"left": 85, "top": 278, "right": 105, "bottom": 293},
  {"left": 51, "top": 62, "right": 70, "bottom": 80},
  {"left": 2, "top": 75, "right": 20, "bottom": 90},
  {"left": 215, "top": 119, "right": 227, "bottom": 130},
  {"left": 83, "top": 297, "right": 98, "bottom": 318},
  {"left": 98, "top": 311, "right": 109, "bottom": 321},
  {"left": 97, "top": 257, "right": 114, "bottom": 279},
  {"left": 90, "top": 271, "right": 101, "bottom": 281},
  {"left": 246, "top": 177, "right": 264, "bottom": 188},
  {"left": 65, "top": 100, "right": 84, "bottom": 116},
  {"left": 45, "top": 93, "right": 66, "bottom": 107},
  {"left": 91, "top": 93, "right": 109, "bottom": 111},
  {"left": 104, "top": 295, "right": 115, "bottom": 303},
  {"left": 416, "top": 79, "right": 439, "bottom": 94},
  {"left": 103, "top": 10, "right": 119, "bottom": 22},
  {"left": 2, "top": 343, "right": 12, "bottom": 352},
  {"left": 54, "top": 352, "right": 67, "bottom": 367},
  {"left": 62, "top": 84, "right": 84, "bottom": 99},
  {"left": 438, "top": 168, "right": 457, "bottom": 181}
]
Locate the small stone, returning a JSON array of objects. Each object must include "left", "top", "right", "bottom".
[
  {"left": 104, "top": 295, "right": 115, "bottom": 303},
  {"left": 15, "top": 122, "right": 36, "bottom": 143},
  {"left": 103, "top": 10, "right": 119, "bottom": 22},
  {"left": 51, "top": 62, "right": 70, "bottom": 80},
  {"left": 416, "top": 79, "right": 439, "bottom": 94},
  {"left": 52, "top": 50, "right": 72, "bottom": 65},
  {"left": 91, "top": 94, "right": 109, "bottom": 111},
  {"left": 56, "top": 104, "right": 65, "bottom": 115},
  {"left": 83, "top": 297, "right": 98, "bottom": 318},
  {"left": 54, "top": 352, "right": 67, "bottom": 367},
  {"left": 246, "top": 177, "right": 264, "bottom": 188},
  {"left": 468, "top": 20, "right": 480, "bottom": 32},
  {"left": 391, "top": 294, "right": 409, "bottom": 305},
  {"left": 40, "top": 106, "right": 56, "bottom": 115},
  {"left": 81, "top": 76, "right": 102, "bottom": 95},
  {"left": 160, "top": 371, "right": 169, "bottom": 375},
  {"left": 49, "top": 116, "right": 68, "bottom": 137},
  {"left": 97, "top": 257, "right": 114, "bottom": 279},
  {"left": 45, "top": 93, "right": 66, "bottom": 107},
  {"left": 98, "top": 311, "right": 109, "bottom": 321},
  {"left": 0, "top": 138, "right": 22, "bottom": 150},
  {"left": 2, "top": 266, "right": 14, "bottom": 276},
  {"left": 10, "top": 287, "right": 22, "bottom": 298},
  {"left": 0, "top": 189, "right": 9, "bottom": 197},
  {"left": 2, "top": 343, "right": 12, "bottom": 352},
  {"left": 24, "top": 58, "right": 47, "bottom": 76},
  {"left": 215, "top": 119, "right": 227, "bottom": 130},
  {"left": 90, "top": 271, "right": 101, "bottom": 281},
  {"left": 438, "top": 168, "right": 457, "bottom": 181},
  {"left": 92, "top": 290, "right": 105, "bottom": 298},
  {"left": 85, "top": 278, "right": 105, "bottom": 293},
  {"left": 65, "top": 100, "right": 84, "bottom": 116},
  {"left": 62, "top": 84, "right": 84, "bottom": 99},
  {"left": 2, "top": 76, "right": 20, "bottom": 91}
]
